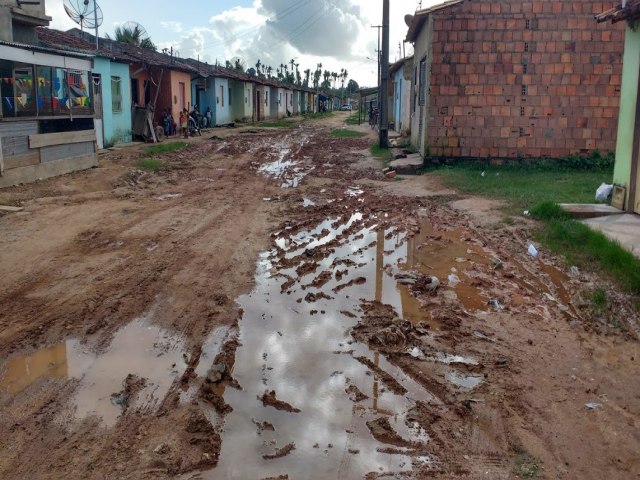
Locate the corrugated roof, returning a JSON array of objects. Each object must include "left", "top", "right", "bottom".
[
  {"left": 405, "top": 0, "right": 465, "bottom": 42},
  {"left": 596, "top": 0, "right": 640, "bottom": 24},
  {"left": 0, "top": 37, "right": 94, "bottom": 59}
]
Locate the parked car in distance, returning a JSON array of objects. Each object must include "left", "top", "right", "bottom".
[{"left": 340, "top": 105, "right": 352, "bottom": 111}]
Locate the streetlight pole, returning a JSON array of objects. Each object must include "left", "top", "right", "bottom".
[{"left": 379, "top": 0, "right": 390, "bottom": 148}]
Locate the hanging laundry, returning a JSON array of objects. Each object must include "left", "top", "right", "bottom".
[{"left": 4, "top": 97, "right": 13, "bottom": 111}]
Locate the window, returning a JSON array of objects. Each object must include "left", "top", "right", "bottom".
[
  {"left": 419, "top": 58, "right": 427, "bottom": 106},
  {"left": 0, "top": 60, "right": 92, "bottom": 118},
  {"left": 229, "top": 87, "right": 232, "bottom": 106},
  {"left": 111, "top": 76, "right": 122, "bottom": 112},
  {"left": 279, "top": 92, "right": 282, "bottom": 105},
  {"left": 266, "top": 91, "right": 269, "bottom": 106},
  {"left": 220, "top": 85, "right": 224, "bottom": 107},
  {"left": 13, "top": 66, "right": 36, "bottom": 117}
]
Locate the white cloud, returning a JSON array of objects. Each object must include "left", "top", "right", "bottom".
[
  {"left": 45, "top": 0, "right": 438, "bottom": 86},
  {"left": 160, "top": 21, "right": 183, "bottom": 34}
]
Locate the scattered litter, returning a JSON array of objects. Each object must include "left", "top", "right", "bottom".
[
  {"left": 0, "top": 205, "right": 23, "bottom": 212},
  {"left": 480, "top": 171, "right": 485, "bottom": 177},
  {"left": 523, "top": 210, "right": 530, "bottom": 216},
  {"left": 585, "top": 402, "right": 602, "bottom": 410},
  {"left": 155, "top": 193, "right": 182, "bottom": 201},
  {"left": 527, "top": 244, "right": 538, "bottom": 257},
  {"left": 153, "top": 443, "right": 170, "bottom": 455},
  {"left": 489, "top": 299, "right": 502, "bottom": 311},
  {"left": 495, "top": 358, "right": 509, "bottom": 366},
  {"left": 447, "top": 274, "right": 460, "bottom": 286},
  {"left": 491, "top": 257, "right": 503, "bottom": 270},
  {"left": 425, "top": 276, "right": 440, "bottom": 291},
  {"left": 569, "top": 266, "right": 580, "bottom": 277},
  {"left": 303, "top": 198, "right": 316, "bottom": 207},
  {"left": 595, "top": 183, "right": 613, "bottom": 203},
  {"left": 263, "top": 197, "right": 272, "bottom": 201}
]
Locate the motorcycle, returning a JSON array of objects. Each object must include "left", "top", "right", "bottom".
[{"left": 189, "top": 112, "right": 202, "bottom": 137}]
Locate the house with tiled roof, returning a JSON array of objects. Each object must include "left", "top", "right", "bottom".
[
  {"left": 37, "top": 27, "right": 134, "bottom": 148},
  {"left": 0, "top": 1, "right": 98, "bottom": 188}
]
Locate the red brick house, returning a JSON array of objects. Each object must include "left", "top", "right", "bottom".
[{"left": 405, "top": 0, "right": 626, "bottom": 160}]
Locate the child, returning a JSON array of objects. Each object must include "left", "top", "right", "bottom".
[{"left": 180, "top": 109, "right": 188, "bottom": 138}]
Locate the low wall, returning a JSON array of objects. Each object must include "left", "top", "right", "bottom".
[{"left": 0, "top": 120, "right": 97, "bottom": 188}]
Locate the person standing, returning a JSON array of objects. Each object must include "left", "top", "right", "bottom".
[
  {"left": 205, "top": 106, "right": 212, "bottom": 128},
  {"left": 180, "top": 109, "right": 188, "bottom": 138}
]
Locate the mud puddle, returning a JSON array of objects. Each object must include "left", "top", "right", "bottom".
[
  {"left": 206, "top": 213, "right": 440, "bottom": 479},
  {"left": 257, "top": 131, "right": 312, "bottom": 188},
  {"left": 0, "top": 305, "right": 187, "bottom": 427}
]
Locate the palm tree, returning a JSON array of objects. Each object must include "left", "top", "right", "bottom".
[
  {"left": 256, "top": 59, "right": 262, "bottom": 76},
  {"left": 303, "top": 68, "right": 311, "bottom": 87},
  {"left": 331, "top": 72, "right": 338, "bottom": 89},
  {"left": 110, "top": 24, "right": 157, "bottom": 51},
  {"left": 267, "top": 66, "right": 273, "bottom": 78}
]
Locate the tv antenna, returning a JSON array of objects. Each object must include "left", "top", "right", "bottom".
[{"left": 63, "top": 0, "right": 103, "bottom": 50}]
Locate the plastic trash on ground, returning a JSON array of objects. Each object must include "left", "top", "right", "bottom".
[
  {"left": 527, "top": 244, "right": 538, "bottom": 257},
  {"left": 585, "top": 402, "right": 602, "bottom": 409},
  {"left": 448, "top": 274, "right": 460, "bottom": 286},
  {"left": 595, "top": 183, "right": 613, "bottom": 203}
]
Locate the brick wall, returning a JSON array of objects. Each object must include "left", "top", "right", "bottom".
[{"left": 426, "top": 0, "right": 625, "bottom": 159}]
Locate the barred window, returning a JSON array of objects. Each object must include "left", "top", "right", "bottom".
[{"left": 111, "top": 76, "right": 122, "bottom": 112}]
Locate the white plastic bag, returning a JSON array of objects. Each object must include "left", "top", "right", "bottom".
[
  {"left": 595, "top": 183, "right": 613, "bottom": 203},
  {"left": 527, "top": 244, "right": 538, "bottom": 257}
]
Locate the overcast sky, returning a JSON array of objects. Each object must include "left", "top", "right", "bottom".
[{"left": 47, "top": 0, "right": 445, "bottom": 87}]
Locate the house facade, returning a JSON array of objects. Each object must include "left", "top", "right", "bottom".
[
  {"left": 597, "top": 0, "right": 640, "bottom": 213},
  {"left": 37, "top": 28, "right": 133, "bottom": 148},
  {"left": 406, "top": 0, "right": 625, "bottom": 159},
  {"left": 0, "top": 3, "right": 97, "bottom": 188},
  {"left": 391, "top": 57, "right": 412, "bottom": 134}
]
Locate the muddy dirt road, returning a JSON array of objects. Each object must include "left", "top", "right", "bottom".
[{"left": 1, "top": 113, "right": 639, "bottom": 479}]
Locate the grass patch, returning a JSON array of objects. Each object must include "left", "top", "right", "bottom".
[
  {"left": 426, "top": 164, "right": 611, "bottom": 214},
  {"left": 138, "top": 158, "right": 164, "bottom": 172},
  {"left": 531, "top": 206, "right": 640, "bottom": 295},
  {"left": 255, "top": 120, "right": 297, "bottom": 128},
  {"left": 330, "top": 128, "right": 366, "bottom": 138},
  {"left": 146, "top": 141, "right": 189, "bottom": 156},
  {"left": 370, "top": 142, "right": 393, "bottom": 166},
  {"left": 591, "top": 288, "right": 608, "bottom": 310},
  {"left": 513, "top": 449, "right": 541, "bottom": 478},
  {"left": 345, "top": 112, "right": 361, "bottom": 125},
  {"left": 304, "top": 111, "right": 334, "bottom": 120}
]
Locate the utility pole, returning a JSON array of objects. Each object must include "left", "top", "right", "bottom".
[{"left": 379, "top": 0, "right": 390, "bottom": 148}]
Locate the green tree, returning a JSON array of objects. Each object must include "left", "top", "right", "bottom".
[{"left": 109, "top": 24, "right": 157, "bottom": 51}]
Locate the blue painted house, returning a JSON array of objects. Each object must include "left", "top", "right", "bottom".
[
  {"left": 37, "top": 28, "right": 134, "bottom": 148},
  {"left": 390, "top": 56, "right": 412, "bottom": 135}
]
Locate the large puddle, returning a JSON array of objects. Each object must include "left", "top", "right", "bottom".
[
  {"left": 205, "top": 211, "right": 504, "bottom": 479},
  {"left": 257, "top": 131, "right": 312, "bottom": 188},
  {"left": 1, "top": 307, "right": 187, "bottom": 427},
  {"left": 0, "top": 204, "right": 575, "bottom": 477}
]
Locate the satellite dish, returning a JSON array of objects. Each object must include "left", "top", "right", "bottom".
[
  {"left": 404, "top": 14, "right": 414, "bottom": 27},
  {"left": 64, "top": 0, "right": 103, "bottom": 32},
  {"left": 120, "top": 21, "right": 149, "bottom": 40}
]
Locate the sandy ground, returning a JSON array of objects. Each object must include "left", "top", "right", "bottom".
[{"left": 0, "top": 112, "right": 638, "bottom": 480}]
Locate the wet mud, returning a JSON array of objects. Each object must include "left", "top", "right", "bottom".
[{"left": 1, "top": 115, "right": 639, "bottom": 480}]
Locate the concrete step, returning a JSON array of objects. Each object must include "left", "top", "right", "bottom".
[
  {"left": 390, "top": 153, "right": 423, "bottom": 175},
  {"left": 559, "top": 203, "right": 623, "bottom": 219}
]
